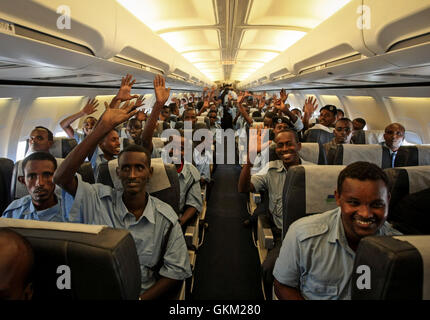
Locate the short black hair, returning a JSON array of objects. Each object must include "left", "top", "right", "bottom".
[
  {"left": 335, "top": 118, "right": 353, "bottom": 126},
  {"left": 22, "top": 151, "right": 57, "bottom": 173},
  {"left": 34, "top": 126, "right": 53, "bottom": 141},
  {"left": 0, "top": 228, "right": 35, "bottom": 287},
  {"left": 337, "top": 161, "right": 390, "bottom": 195},
  {"left": 118, "top": 144, "right": 152, "bottom": 167},
  {"left": 274, "top": 128, "right": 300, "bottom": 144},
  {"left": 252, "top": 111, "right": 262, "bottom": 118},
  {"left": 264, "top": 111, "right": 276, "bottom": 119}
]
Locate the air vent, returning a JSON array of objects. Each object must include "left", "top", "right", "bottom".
[
  {"left": 32, "top": 74, "right": 99, "bottom": 81},
  {"left": 300, "top": 54, "right": 363, "bottom": 75},
  {"left": 334, "top": 78, "right": 386, "bottom": 84},
  {"left": 0, "top": 61, "right": 27, "bottom": 69},
  {"left": 12, "top": 24, "right": 93, "bottom": 56},
  {"left": 376, "top": 73, "right": 430, "bottom": 81},
  {"left": 387, "top": 32, "right": 430, "bottom": 53},
  {"left": 113, "top": 56, "right": 164, "bottom": 75}
]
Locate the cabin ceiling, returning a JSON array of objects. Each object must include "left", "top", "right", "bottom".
[{"left": 116, "top": 0, "right": 352, "bottom": 83}]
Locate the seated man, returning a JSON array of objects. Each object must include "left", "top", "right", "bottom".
[
  {"left": 0, "top": 228, "right": 34, "bottom": 300},
  {"left": 323, "top": 118, "right": 353, "bottom": 163},
  {"left": 53, "top": 74, "right": 191, "bottom": 299},
  {"left": 238, "top": 129, "right": 314, "bottom": 298},
  {"left": 352, "top": 118, "right": 366, "bottom": 131},
  {"left": 60, "top": 98, "right": 99, "bottom": 144},
  {"left": 3, "top": 152, "right": 65, "bottom": 221},
  {"left": 27, "top": 126, "right": 54, "bottom": 156},
  {"left": 380, "top": 123, "right": 405, "bottom": 167},
  {"left": 273, "top": 162, "right": 401, "bottom": 300}
]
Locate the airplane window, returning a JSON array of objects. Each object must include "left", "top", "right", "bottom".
[{"left": 15, "top": 140, "right": 27, "bottom": 161}]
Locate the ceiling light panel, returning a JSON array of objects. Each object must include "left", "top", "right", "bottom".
[
  {"left": 248, "top": 0, "right": 352, "bottom": 29},
  {"left": 117, "top": 0, "right": 216, "bottom": 32},
  {"left": 240, "top": 30, "right": 306, "bottom": 52},
  {"left": 160, "top": 30, "right": 219, "bottom": 53},
  {"left": 182, "top": 51, "right": 221, "bottom": 63},
  {"left": 236, "top": 50, "right": 280, "bottom": 63}
]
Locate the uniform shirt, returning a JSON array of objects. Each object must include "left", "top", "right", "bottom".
[
  {"left": 193, "top": 149, "right": 212, "bottom": 183},
  {"left": 61, "top": 174, "right": 192, "bottom": 294},
  {"left": 2, "top": 194, "right": 66, "bottom": 222},
  {"left": 251, "top": 159, "right": 314, "bottom": 229},
  {"left": 273, "top": 207, "right": 402, "bottom": 300},
  {"left": 177, "top": 163, "right": 203, "bottom": 214},
  {"left": 379, "top": 142, "right": 399, "bottom": 167},
  {"left": 90, "top": 146, "right": 111, "bottom": 179}
]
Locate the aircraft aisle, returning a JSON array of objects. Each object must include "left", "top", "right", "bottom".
[{"left": 191, "top": 164, "right": 264, "bottom": 300}]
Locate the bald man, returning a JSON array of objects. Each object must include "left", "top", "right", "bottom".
[
  {"left": 0, "top": 228, "right": 34, "bottom": 300},
  {"left": 380, "top": 123, "right": 405, "bottom": 167}
]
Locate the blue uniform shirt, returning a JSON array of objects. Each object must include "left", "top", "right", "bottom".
[
  {"left": 273, "top": 207, "right": 402, "bottom": 300},
  {"left": 178, "top": 163, "right": 202, "bottom": 214},
  {"left": 2, "top": 195, "right": 66, "bottom": 222},
  {"left": 62, "top": 175, "right": 192, "bottom": 294}
]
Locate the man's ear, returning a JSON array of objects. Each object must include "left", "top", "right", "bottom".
[
  {"left": 18, "top": 176, "right": 25, "bottom": 185},
  {"left": 335, "top": 190, "right": 341, "bottom": 206},
  {"left": 297, "top": 142, "right": 302, "bottom": 152},
  {"left": 48, "top": 140, "right": 54, "bottom": 149}
]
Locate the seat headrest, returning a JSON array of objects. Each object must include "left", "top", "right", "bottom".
[
  {"left": 333, "top": 144, "right": 391, "bottom": 168},
  {"left": 304, "top": 128, "right": 334, "bottom": 144},
  {"left": 282, "top": 165, "right": 345, "bottom": 238},
  {"left": 352, "top": 235, "right": 430, "bottom": 300},
  {"left": 0, "top": 218, "right": 141, "bottom": 299},
  {"left": 396, "top": 146, "right": 430, "bottom": 167},
  {"left": 364, "top": 130, "right": 385, "bottom": 144}
]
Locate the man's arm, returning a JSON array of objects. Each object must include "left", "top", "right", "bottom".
[
  {"left": 141, "top": 75, "right": 171, "bottom": 152},
  {"left": 238, "top": 162, "right": 255, "bottom": 193},
  {"left": 60, "top": 98, "right": 99, "bottom": 139},
  {"left": 274, "top": 279, "right": 304, "bottom": 300},
  {"left": 54, "top": 78, "right": 140, "bottom": 196},
  {"left": 140, "top": 277, "right": 181, "bottom": 300}
]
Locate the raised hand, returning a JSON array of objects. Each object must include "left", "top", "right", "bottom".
[
  {"left": 116, "top": 74, "right": 139, "bottom": 102},
  {"left": 153, "top": 74, "right": 171, "bottom": 106},
  {"left": 303, "top": 97, "right": 318, "bottom": 115},
  {"left": 82, "top": 98, "right": 99, "bottom": 115},
  {"left": 135, "top": 109, "right": 147, "bottom": 122},
  {"left": 280, "top": 89, "right": 289, "bottom": 103},
  {"left": 100, "top": 98, "right": 139, "bottom": 129}
]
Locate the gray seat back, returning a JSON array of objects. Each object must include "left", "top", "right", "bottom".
[
  {"left": 395, "top": 145, "right": 430, "bottom": 167},
  {"left": 282, "top": 165, "right": 345, "bottom": 238},
  {"left": 304, "top": 129, "right": 334, "bottom": 145},
  {"left": 352, "top": 235, "right": 429, "bottom": 300},
  {"left": 332, "top": 144, "right": 392, "bottom": 168},
  {"left": 25, "top": 137, "right": 77, "bottom": 158},
  {"left": 0, "top": 219, "right": 141, "bottom": 299}
]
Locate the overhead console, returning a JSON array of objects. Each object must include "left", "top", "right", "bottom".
[{"left": 0, "top": 0, "right": 212, "bottom": 89}]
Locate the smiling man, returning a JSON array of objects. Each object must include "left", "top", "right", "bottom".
[
  {"left": 238, "top": 128, "right": 314, "bottom": 299},
  {"left": 381, "top": 122, "right": 405, "bottom": 167},
  {"left": 273, "top": 162, "right": 401, "bottom": 300},
  {"left": 2, "top": 152, "right": 65, "bottom": 221}
]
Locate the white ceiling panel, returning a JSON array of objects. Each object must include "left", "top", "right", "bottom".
[
  {"left": 240, "top": 30, "right": 306, "bottom": 52},
  {"left": 160, "top": 30, "right": 219, "bottom": 53}
]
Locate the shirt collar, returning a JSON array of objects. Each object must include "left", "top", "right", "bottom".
[
  {"left": 270, "top": 158, "right": 309, "bottom": 172},
  {"left": 117, "top": 192, "right": 155, "bottom": 225},
  {"left": 178, "top": 162, "right": 191, "bottom": 178},
  {"left": 27, "top": 195, "right": 61, "bottom": 219}
]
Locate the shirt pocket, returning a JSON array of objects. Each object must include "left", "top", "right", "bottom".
[{"left": 301, "top": 275, "right": 339, "bottom": 300}]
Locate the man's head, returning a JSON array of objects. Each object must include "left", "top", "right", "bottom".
[
  {"left": 19, "top": 152, "right": 57, "bottom": 210},
  {"left": 183, "top": 108, "right": 197, "bottom": 125},
  {"left": 169, "top": 103, "right": 179, "bottom": 116},
  {"left": 208, "top": 110, "right": 218, "bottom": 126},
  {"left": 352, "top": 118, "right": 366, "bottom": 131},
  {"left": 336, "top": 109, "right": 345, "bottom": 121},
  {"left": 117, "top": 144, "right": 153, "bottom": 196},
  {"left": 0, "top": 228, "right": 34, "bottom": 300},
  {"left": 126, "top": 119, "right": 143, "bottom": 141},
  {"left": 333, "top": 118, "right": 353, "bottom": 144},
  {"left": 274, "top": 129, "right": 301, "bottom": 168},
  {"left": 273, "top": 117, "right": 292, "bottom": 136},
  {"left": 383, "top": 123, "right": 405, "bottom": 152},
  {"left": 82, "top": 116, "right": 97, "bottom": 136},
  {"left": 159, "top": 105, "right": 171, "bottom": 121},
  {"left": 318, "top": 105, "right": 337, "bottom": 127},
  {"left": 335, "top": 162, "right": 390, "bottom": 249},
  {"left": 28, "top": 126, "right": 53, "bottom": 153},
  {"left": 99, "top": 130, "right": 121, "bottom": 159},
  {"left": 291, "top": 108, "right": 302, "bottom": 119},
  {"left": 263, "top": 112, "right": 276, "bottom": 128}
]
